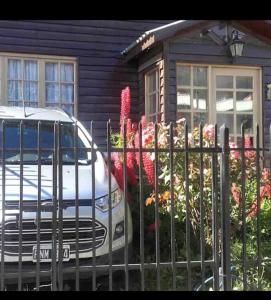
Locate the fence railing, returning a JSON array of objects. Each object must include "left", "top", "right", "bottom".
[{"left": 0, "top": 119, "right": 270, "bottom": 291}]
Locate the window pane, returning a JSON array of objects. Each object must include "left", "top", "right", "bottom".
[
  {"left": 146, "top": 94, "right": 157, "bottom": 117},
  {"left": 236, "top": 114, "right": 253, "bottom": 134},
  {"left": 236, "top": 92, "right": 253, "bottom": 112},
  {"left": 177, "top": 66, "right": 190, "bottom": 86},
  {"left": 24, "top": 60, "right": 38, "bottom": 81},
  {"left": 24, "top": 82, "right": 38, "bottom": 101},
  {"left": 236, "top": 76, "right": 253, "bottom": 89},
  {"left": 8, "top": 59, "right": 22, "bottom": 80},
  {"left": 177, "top": 89, "right": 191, "bottom": 109},
  {"left": 61, "top": 84, "right": 74, "bottom": 103},
  {"left": 147, "top": 72, "right": 157, "bottom": 93},
  {"left": 193, "top": 112, "right": 207, "bottom": 127},
  {"left": 193, "top": 89, "right": 207, "bottom": 110},
  {"left": 193, "top": 67, "right": 207, "bottom": 87},
  {"left": 61, "top": 63, "right": 74, "bottom": 82},
  {"left": 217, "top": 114, "right": 234, "bottom": 133},
  {"left": 8, "top": 81, "right": 22, "bottom": 101},
  {"left": 216, "top": 75, "right": 233, "bottom": 89},
  {"left": 216, "top": 91, "right": 234, "bottom": 111},
  {"left": 45, "top": 62, "right": 58, "bottom": 81},
  {"left": 176, "top": 111, "right": 191, "bottom": 130},
  {"left": 46, "top": 83, "right": 59, "bottom": 103}
]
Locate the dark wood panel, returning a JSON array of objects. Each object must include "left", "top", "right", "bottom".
[
  {"left": 0, "top": 20, "right": 171, "bottom": 146},
  {"left": 0, "top": 21, "right": 142, "bottom": 38}
]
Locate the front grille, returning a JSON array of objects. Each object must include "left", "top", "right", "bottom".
[{"left": 0, "top": 218, "right": 107, "bottom": 256}]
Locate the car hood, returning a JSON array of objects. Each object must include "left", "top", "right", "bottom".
[{"left": 0, "top": 157, "right": 118, "bottom": 202}]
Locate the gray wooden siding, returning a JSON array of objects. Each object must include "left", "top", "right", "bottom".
[
  {"left": 165, "top": 29, "right": 271, "bottom": 149},
  {"left": 0, "top": 20, "right": 171, "bottom": 146}
]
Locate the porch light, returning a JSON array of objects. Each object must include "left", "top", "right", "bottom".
[{"left": 229, "top": 30, "right": 244, "bottom": 57}]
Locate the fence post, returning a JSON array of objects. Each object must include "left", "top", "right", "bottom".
[{"left": 219, "top": 125, "right": 231, "bottom": 291}]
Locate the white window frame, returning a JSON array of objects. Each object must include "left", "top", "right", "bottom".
[
  {"left": 145, "top": 67, "right": 160, "bottom": 122},
  {"left": 0, "top": 52, "right": 78, "bottom": 117},
  {"left": 176, "top": 63, "right": 262, "bottom": 145}
]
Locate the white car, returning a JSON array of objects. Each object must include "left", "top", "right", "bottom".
[{"left": 0, "top": 106, "right": 133, "bottom": 284}]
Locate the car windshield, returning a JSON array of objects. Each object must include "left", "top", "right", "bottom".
[{"left": 0, "top": 122, "right": 93, "bottom": 165}]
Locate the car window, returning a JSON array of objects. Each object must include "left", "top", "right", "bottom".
[{"left": 0, "top": 122, "right": 90, "bottom": 164}]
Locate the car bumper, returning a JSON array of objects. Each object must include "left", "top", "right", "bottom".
[{"left": 1, "top": 244, "right": 132, "bottom": 285}]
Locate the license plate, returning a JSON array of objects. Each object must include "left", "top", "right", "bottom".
[{"left": 32, "top": 244, "right": 70, "bottom": 262}]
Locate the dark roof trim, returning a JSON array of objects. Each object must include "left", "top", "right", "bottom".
[
  {"left": 121, "top": 20, "right": 215, "bottom": 62},
  {"left": 122, "top": 20, "right": 271, "bottom": 63}
]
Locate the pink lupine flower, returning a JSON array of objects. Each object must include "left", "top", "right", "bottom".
[
  {"left": 120, "top": 86, "right": 131, "bottom": 124},
  {"left": 142, "top": 153, "right": 155, "bottom": 187},
  {"left": 111, "top": 152, "right": 124, "bottom": 191}
]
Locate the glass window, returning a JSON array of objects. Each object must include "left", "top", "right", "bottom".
[
  {"left": 45, "top": 62, "right": 75, "bottom": 114},
  {"left": 8, "top": 59, "right": 38, "bottom": 107},
  {"left": 1, "top": 55, "right": 77, "bottom": 115},
  {"left": 176, "top": 64, "right": 259, "bottom": 145},
  {"left": 176, "top": 65, "right": 208, "bottom": 130},
  {"left": 145, "top": 68, "right": 159, "bottom": 122},
  {"left": 0, "top": 123, "right": 89, "bottom": 164}
]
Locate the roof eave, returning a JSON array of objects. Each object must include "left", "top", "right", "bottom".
[{"left": 121, "top": 20, "right": 215, "bottom": 62}]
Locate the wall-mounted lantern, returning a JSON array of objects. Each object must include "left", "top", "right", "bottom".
[{"left": 229, "top": 30, "right": 245, "bottom": 57}]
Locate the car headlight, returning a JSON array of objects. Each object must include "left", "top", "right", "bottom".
[{"left": 95, "top": 189, "right": 123, "bottom": 212}]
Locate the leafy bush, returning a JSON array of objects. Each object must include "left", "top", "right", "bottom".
[{"left": 111, "top": 86, "right": 271, "bottom": 290}]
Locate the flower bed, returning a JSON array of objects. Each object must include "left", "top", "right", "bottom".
[{"left": 110, "top": 86, "right": 271, "bottom": 290}]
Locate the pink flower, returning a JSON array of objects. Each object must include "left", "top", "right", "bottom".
[
  {"left": 120, "top": 86, "right": 131, "bottom": 124},
  {"left": 244, "top": 135, "right": 252, "bottom": 148},
  {"left": 142, "top": 153, "right": 155, "bottom": 187},
  {"left": 229, "top": 142, "right": 240, "bottom": 160},
  {"left": 231, "top": 183, "right": 241, "bottom": 205},
  {"left": 111, "top": 152, "right": 124, "bottom": 191},
  {"left": 262, "top": 168, "right": 270, "bottom": 181},
  {"left": 203, "top": 124, "right": 215, "bottom": 140},
  {"left": 144, "top": 134, "right": 154, "bottom": 146},
  {"left": 127, "top": 151, "right": 137, "bottom": 186}
]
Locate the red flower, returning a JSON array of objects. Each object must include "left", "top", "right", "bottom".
[
  {"left": 144, "top": 134, "right": 154, "bottom": 146},
  {"left": 229, "top": 142, "right": 240, "bottom": 160},
  {"left": 120, "top": 86, "right": 131, "bottom": 124},
  {"left": 120, "top": 87, "right": 131, "bottom": 136},
  {"left": 231, "top": 183, "right": 241, "bottom": 205},
  {"left": 126, "top": 151, "right": 137, "bottom": 186},
  {"left": 111, "top": 152, "right": 124, "bottom": 190},
  {"left": 142, "top": 153, "right": 155, "bottom": 186},
  {"left": 247, "top": 202, "right": 258, "bottom": 218},
  {"left": 260, "top": 184, "right": 271, "bottom": 199},
  {"left": 243, "top": 135, "right": 256, "bottom": 159},
  {"left": 203, "top": 124, "right": 215, "bottom": 141},
  {"left": 244, "top": 135, "right": 252, "bottom": 148},
  {"left": 134, "top": 131, "right": 140, "bottom": 166},
  {"left": 262, "top": 168, "right": 270, "bottom": 181}
]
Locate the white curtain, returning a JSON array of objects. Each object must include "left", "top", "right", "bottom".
[
  {"left": 24, "top": 60, "right": 38, "bottom": 104},
  {"left": 8, "top": 59, "right": 22, "bottom": 103},
  {"left": 61, "top": 63, "right": 73, "bottom": 82},
  {"left": 8, "top": 59, "right": 38, "bottom": 106},
  {"left": 45, "top": 62, "right": 59, "bottom": 103}
]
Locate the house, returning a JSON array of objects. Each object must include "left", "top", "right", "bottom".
[{"left": 1, "top": 20, "right": 271, "bottom": 150}]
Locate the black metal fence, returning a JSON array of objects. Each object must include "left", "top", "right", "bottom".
[{"left": 0, "top": 118, "right": 270, "bottom": 291}]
